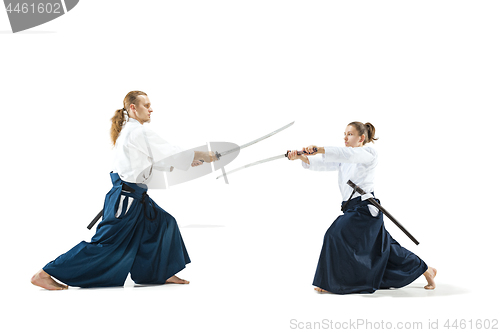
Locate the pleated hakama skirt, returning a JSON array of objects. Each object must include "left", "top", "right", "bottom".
[
  {"left": 312, "top": 196, "right": 427, "bottom": 294},
  {"left": 43, "top": 172, "right": 191, "bottom": 288}
]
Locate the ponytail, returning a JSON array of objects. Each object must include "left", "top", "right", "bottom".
[
  {"left": 110, "top": 108, "right": 127, "bottom": 145},
  {"left": 364, "top": 122, "right": 378, "bottom": 144},
  {"left": 110, "top": 90, "right": 148, "bottom": 145},
  {"left": 348, "top": 121, "right": 379, "bottom": 145}
]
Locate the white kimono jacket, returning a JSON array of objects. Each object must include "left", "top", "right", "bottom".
[
  {"left": 112, "top": 118, "right": 194, "bottom": 184},
  {"left": 303, "top": 146, "right": 378, "bottom": 202}
]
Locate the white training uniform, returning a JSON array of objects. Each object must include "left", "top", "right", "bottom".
[
  {"left": 112, "top": 118, "right": 194, "bottom": 184},
  {"left": 303, "top": 146, "right": 379, "bottom": 215}
]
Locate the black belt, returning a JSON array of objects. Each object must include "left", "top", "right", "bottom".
[{"left": 341, "top": 187, "right": 357, "bottom": 212}]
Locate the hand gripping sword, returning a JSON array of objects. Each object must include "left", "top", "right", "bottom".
[{"left": 347, "top": 180, "right": 420, "bottom": 245}]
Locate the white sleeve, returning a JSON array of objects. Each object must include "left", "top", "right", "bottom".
[
  {"left": 131, "top": 126, "right": 195, "bottom": 172},
  {"left": 323, "top": 146, "right": 376, "bottom": 164},
  {"left": 302, "top": 154, "right": 340, "bottom": 171}
]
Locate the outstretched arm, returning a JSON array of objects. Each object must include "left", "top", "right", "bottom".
[
  {"left": 288, "top": 146, "right": 325, "bottom": 165},
  {"left": 289, "top": 145, "right": 339, "bottom": 172}
]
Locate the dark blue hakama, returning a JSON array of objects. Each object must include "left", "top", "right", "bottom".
[
  {"left": 43, "top": 173, "right": 191, "bottom": 288},
  {"left": 312, "top": 196, "right": 427, "bottom": 294}
]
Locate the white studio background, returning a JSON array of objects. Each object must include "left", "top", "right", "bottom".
[{"left": 1, "top": 1, "right": 499, "bottom": 332}]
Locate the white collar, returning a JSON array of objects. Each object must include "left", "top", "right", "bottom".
[{"left": 127, "top": 118, "right": 142, "bottom": 125}]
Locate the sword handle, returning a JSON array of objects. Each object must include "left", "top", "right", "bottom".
[
  {"left": 87, "top": 209, "right": 104, "bottom": 230},
  {"left": 285, "top": 148, "right": 317, "bottom": 159},
  {"left": 346, "top": 180, "right": 366, "bottom": 195}
]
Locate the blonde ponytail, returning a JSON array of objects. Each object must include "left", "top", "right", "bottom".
[
  {"left": 110, "top": 91, "right": 147, "bottom": 145},
  {"left": 110, "top": 108, "right": 127, "bottom": 145}
]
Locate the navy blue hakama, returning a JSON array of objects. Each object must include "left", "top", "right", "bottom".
[
  {"left": 43, "top": 173, "right": 191, "bottom": 288},
  {"left": 313, "top": 196, "right": 427, "bottom": 294}
]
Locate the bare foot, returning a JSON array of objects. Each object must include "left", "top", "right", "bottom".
[
  {"left": 165, "top": 275, "right": 190, "bottom": 285},
  {"left": 314, "top": 287, "right": 329, "bottom": 293},
  {"left": 31, "top": 269, "right": 68, "bottom": 290},
  {"left": 423, "top": 267, "right": 437, "bottom": 290}
]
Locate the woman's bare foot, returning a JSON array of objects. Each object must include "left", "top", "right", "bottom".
[
  {"left": 165, "top": 275, "right": 190, "bottom": 284},
  {"left": 31, "top": 269, "right": 68, "bottom": 290},
  {"left": 314, "top": 287, "right": 329, "bottom": 293},
  {"left": 423, "top": 267, "right": 437, "bottom": 290}
]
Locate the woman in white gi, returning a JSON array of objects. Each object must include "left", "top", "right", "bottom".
[
  {"left": 288, "top": 122, "right": 437, "bottom": 294},
  {"left": 32, "top": 91, "right": 215, "bottom": 290}
]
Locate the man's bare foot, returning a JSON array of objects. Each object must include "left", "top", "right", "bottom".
[
  {"left": 31, "top": 269, "right": 68, "bottom": 290},
  {"left": 314, "top": 287, "right": 329, "bottom": 293},
  {"left": 423, "top": 267, "right": 437, "bottom": 290},
  {"left": 165, "top": 275, "right": 189, "bottom": 284}
]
